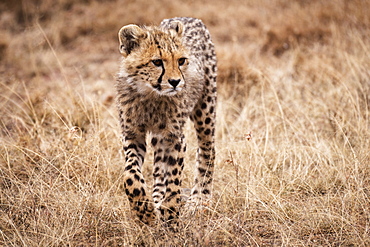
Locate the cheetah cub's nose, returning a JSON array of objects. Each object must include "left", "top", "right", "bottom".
[{"left": 168, "top": 79, "right": 181, "bottom": 88}]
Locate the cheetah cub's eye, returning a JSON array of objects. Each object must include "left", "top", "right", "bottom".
[
  {"left": 152, "top": 59, "right": 163, "bottom": 67},
  {"left": 178, "top": 58, "right": 187, "bottom": 66}
]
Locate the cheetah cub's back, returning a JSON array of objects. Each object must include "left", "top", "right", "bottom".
[{"left": 116, "top": 17, "right": 217, "bottom": 225}]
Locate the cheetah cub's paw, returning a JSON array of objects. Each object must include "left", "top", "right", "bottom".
[{"left": 181, "top": 188, "right": 212, "bottom": 217}]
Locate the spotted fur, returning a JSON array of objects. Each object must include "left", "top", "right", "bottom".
[{"left": 116, "top": 17, "right": 217, "bottom": 224}]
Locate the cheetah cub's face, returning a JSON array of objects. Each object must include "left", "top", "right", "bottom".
[{"left": 118, "top": 22, "right": 190, "bottom": 96}]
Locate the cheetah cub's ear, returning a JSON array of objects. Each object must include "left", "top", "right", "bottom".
[
  {"left": 167, "top": 21, "right": 184, "bottom": 37},
  {"left": 118, "top": 25, "right": 148, "bottom": 57}
]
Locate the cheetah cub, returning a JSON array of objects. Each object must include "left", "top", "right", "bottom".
[{"left": 116, "top": 17, "right": 217, "bottom": 224}]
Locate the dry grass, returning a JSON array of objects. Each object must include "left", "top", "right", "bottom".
[{"left": 1, "top": 0, "right": 370, "bottom": 246}]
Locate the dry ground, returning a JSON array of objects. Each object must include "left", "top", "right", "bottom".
[{"left": 1, "top": 0, "right": 369, "bottom": 246}]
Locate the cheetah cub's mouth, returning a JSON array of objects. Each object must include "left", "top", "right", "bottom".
[
  {"left": 162, "top": 87, "right": 182, "bottom": 96},
  {"left": 155, "top": 78, "right": 185, "bottom": 96}
]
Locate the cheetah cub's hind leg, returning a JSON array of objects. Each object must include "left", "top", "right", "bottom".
[
  {"left": 187, "top": 49, "right": 217, "bottom": 212},
  {"left": 186, "top": 94, "right": 216, "bottom": 213}
]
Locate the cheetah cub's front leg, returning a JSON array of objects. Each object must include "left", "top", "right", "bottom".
[
  {"left": 120, "top": 128, "right": 157, "bottom": 225},
  {"left": 151, "top": 134, "right": 186, "bottom": 222}
]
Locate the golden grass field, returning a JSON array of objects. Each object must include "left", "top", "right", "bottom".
[{"left": 1, "top": 0, "right": 369, "bottom": 246}]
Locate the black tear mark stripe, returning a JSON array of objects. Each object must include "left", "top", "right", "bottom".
[
  {"left": 154, "top": 37, "right": 165, "bottom": 89},
  {"left": 157, "top": 64, "right": 165, "bottom": 86},
  {"left": 179, "top": 65, "right": 186, "bottom": 83}
]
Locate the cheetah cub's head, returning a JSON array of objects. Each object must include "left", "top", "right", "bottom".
[{"left": 118, "top": 21, "right": 190, "bottom": 96}]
